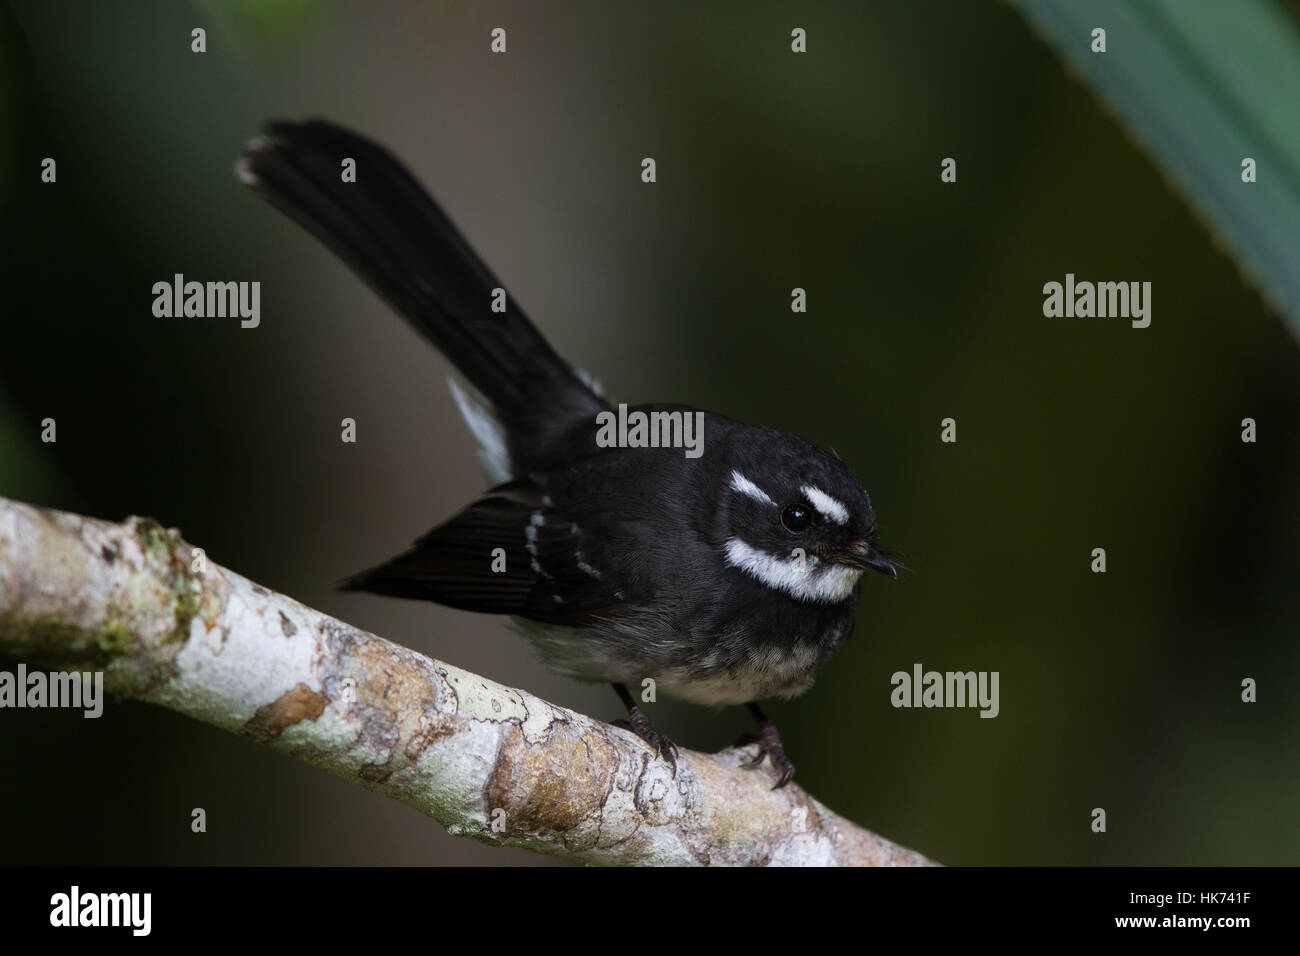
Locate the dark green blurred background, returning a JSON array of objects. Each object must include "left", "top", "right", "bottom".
[{"left": 1, "top": 0, "right": 1296, "bottom": 866}]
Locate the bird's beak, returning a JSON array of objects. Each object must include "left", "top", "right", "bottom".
[{"left": 837, "top": 540, "right": 898, "bottom": 577}]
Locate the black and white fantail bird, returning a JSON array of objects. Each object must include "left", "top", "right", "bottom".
[{"left": 238, "top": 120, "right": 897, "bottom": 788}]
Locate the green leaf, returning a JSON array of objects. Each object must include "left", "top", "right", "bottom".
[{"left": 1008, "top": 0, "right": 1300, "bottom": 337}]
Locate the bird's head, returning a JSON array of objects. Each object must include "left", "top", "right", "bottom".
[{"left": 719, "top": 434, "right": 896, "bottom": 603}]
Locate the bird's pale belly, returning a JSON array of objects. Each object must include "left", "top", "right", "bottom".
[
  {"left": 509, "top": 611, "right": 846, "bottom": 706},
  {"left": 654, "top": 647, "right": 821, "bottom": 705}
]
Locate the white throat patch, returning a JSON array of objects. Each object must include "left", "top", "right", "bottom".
[{"left": 724, "top": 538, "right": 861, "bottom": 603}]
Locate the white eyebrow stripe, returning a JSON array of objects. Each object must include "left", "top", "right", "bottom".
[
  {"left": 802, "top": 485, "right": 849, "bottom": 525},
  {"left": 730, "top": 470, "right": 776, "bottom": 506},
  {"left": 723, "top": 538, "right": 861, "bottom": 603}
]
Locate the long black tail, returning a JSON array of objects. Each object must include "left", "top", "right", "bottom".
[{"left": 238, "top": 119, "right": 606, "bottom": 468}]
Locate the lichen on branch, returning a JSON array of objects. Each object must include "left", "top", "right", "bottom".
[{"left": 0, "top": 496, "right": 934, "bottom": 867}]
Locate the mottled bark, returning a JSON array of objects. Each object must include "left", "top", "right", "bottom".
[{"left": 0, "top": 496, "right": 934, "bottom": 866}]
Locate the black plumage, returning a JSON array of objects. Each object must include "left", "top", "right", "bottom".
[{"left": 239, "top": 120, "right": 896, "bottom": 787}]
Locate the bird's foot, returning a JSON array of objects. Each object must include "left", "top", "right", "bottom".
[
  {"left": 613, "top": 710, "right": 678, "bottom": 777},
  {"left": 738, "top": 712, "right": 796, "bottom": 789}
]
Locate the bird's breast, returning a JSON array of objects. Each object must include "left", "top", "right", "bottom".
[{"left": 512, "top": 596, "right": 856, "bottom": 706}]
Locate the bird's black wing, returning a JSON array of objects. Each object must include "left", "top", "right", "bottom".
[{"left": 340, "top": 479, "right": 635, "bottom": 627}]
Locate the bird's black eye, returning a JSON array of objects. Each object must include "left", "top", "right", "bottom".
[{"left": 781, "top": 502, "right": 813, "bottom": 533}]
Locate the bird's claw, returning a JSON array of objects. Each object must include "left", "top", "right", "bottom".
[
  {"left": 739, "top": 721, "right": 796, "bottom": 789},
  {"left": 613, "top": 715, "right": 678, "bottom": 777}
]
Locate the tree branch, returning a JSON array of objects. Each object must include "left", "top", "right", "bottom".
[{"left": 0, "top": 496, "right": 934, "bottom": 866}]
